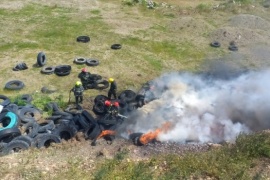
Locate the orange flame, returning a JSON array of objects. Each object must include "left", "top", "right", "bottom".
[
  {"left": 97, "top": 130, "right": 116, "bottom": 139},
  {"left": 139, "top": 122, "right": 171, "bottom": 145}
]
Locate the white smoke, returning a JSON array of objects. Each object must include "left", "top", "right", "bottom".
[{"left": 124, "top": 69, "right": 270, "bottom": 143}]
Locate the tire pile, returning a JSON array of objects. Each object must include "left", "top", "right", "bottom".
[
  {"left": 0, "top": 91, "right": 143, "bottom": 156},
  {"left": 0, "top": 94, "right": 97, "bottom": 156}
]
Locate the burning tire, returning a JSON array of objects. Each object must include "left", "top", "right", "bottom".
[{"left": 129, "top": 133, "right": 144, "bottom": 146}]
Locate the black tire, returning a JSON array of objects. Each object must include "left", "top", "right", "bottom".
[
  {"left": 86, "top": 59, "right": 99, "bottom": 66},
  {"left": 54, "top": 65, "right": 71, "bottom": 76},
  {"left": 77, "top": 114, "right": 91, "bottom": 130},
  {"left": 129, "top": 133, "right": 144, "bottom": 146},
  {"left": 52, "top": 110, "right": 73, "bottom": 117},
  {"left": 77, "top": 36, "right": 90, "bottom": 43},
  {"left": 0, "top": 95, "right": 10, "bottom": 107},
  {"left": 89, "top": 74, "right": 102, "bottom": 81},
  {"left": 94, "top": 80, "right": 109, "bottom": 90},
  {"left": 13, "top": 62, "right": 28, "bottom": 71},
  {"left": 38, "top": 120, "right": 56, "bottom": 133},
  {"left": 52, "top": 123, "right": 77, "bottom": 140},
  {"left": 41, "top": 86, "right": 57, "bottom": 94},
  {"left": 118, "top": 90, "right": 137, "bottom": 102},
  {"left": 13, "top": 135, "right": 34, "bottom": 147},
  {"left": 18, "top": 107, "right": 42, "bottom": 123},
  {"left": 5, "top": 104, "right": 19, "bottom": 114},
  {"left": 210, "top": 41, "right": 221, "bottom": 48},
  {"left": 41, "top": 66, "right": 55, "bottom": 75},
  {"left": 85, "top": 125, "right": 101, "bottom": 140},
  {"left": 45, "top": 102, "right": 61, "bottom": 112},
  {"left": 94, "top": 95, "right": 109, "bottom": 104},
  {"left": 98, "top": 115, "right": 117, "bottom": 125},
  {"left": 21, "top": 121, "right": 40, "bottom": 138},
  {"left": 0, "top": 127, "right": 21, "bottom": 143},
  {"left": 93, "top": 101, "right": 106, "bottom": 115},
  {"left": 33, "top": 133, "right": 61, "bottom": 148},
  {"left": 0, "top": 142, "right": 7, "bottom": 155},
  {"left": 81, "top": 110, "right": 96, "bottom": 125},
  {"left": 37, "top": 52, "right": 47, "bottom": 67},
  {"left": 54, "top": 118, "right": 72, "bottom": 125},
  {"left": 74, "top": 57, "right": 86, "bottom": 64},
  {"left": 2, "top": 140, "right": 29, "bottom": 155},
  {"left": 228, "top": 45, "right": 238, "bottom": 51},
  {"left": 5, "top": 80, "right": 24, "bottom": 90},
  {"left": 111, "top": 44, "right": 122, "bottom": 50},
  {"left": 14, "top": 94, "right": 33, "bottom": 104}
]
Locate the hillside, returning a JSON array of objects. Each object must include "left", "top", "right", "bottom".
[{"left": 1, "top": 0, "right": 270, "bottom": 179}]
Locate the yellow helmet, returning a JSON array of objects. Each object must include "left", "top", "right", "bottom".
[
  {"left": 75, "top": 81, "right": 82, "bottom": 86},
  {"left": 108, "top": 78, "right": 114, "bottom": 83}
]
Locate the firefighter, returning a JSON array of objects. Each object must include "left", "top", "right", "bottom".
[
  {"left": 108, "top": 78, "right": 117, "bottom": 99},
  {"left": 78, "top": 67, "right": 91, "bottom": 89},
  {"left": 104, "top": 100, "right": 119, "bottom": 115},
  {"left": 70, "top": 81, "right": 84, "bottom": 105}
]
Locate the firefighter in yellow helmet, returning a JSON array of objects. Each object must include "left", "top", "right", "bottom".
[
  {"left": 70, "top": 81, "right": 84, "bottom": 105},
  {"left": 108, "top": 78, "right": 117, "bottom": 99}
]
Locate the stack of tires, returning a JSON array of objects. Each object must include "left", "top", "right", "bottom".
[{"left": 0, "top": 94, "right": 97, "bottom": 156}]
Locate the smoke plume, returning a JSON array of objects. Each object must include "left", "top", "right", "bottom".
[{"left": 123, "top": 67, "right": 270, "bottom": 143}]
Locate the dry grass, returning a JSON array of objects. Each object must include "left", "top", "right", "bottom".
[{"left": 1, "top": 0, "right": 270, "bottom": 179}]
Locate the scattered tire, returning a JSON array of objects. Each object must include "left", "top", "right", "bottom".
[
  {"left": 228, "top": 45, "right": 238, "bottom": 51},
  {"left": 76, "top": 36, "right": 90, "bottom": 43},
  {"left": 13, "top": 135, "right": 34, "bottom": 147},
  {"left": 111, "top": 44, "right": 122, "bottom": 50},
  {"left": 13, "top": 62, "right": 28, "bottom": 71},
  {"left": 2, "top": 140, "right": 29, "bottom": 155},
  {"left": 41, "top": 86, "right": 57, "bottom": 94},
  {"left": 37, "top": 52, "right": 47, "bottom": 67},
  {"left": 74, "top": 57, "right": 86, "bottom": 64},
  {"left": 54, "top": 65, "right": 71, "bottom": 76},
  {"left": 52, "top": 123, "right": 77, "bottom": 140},
  {"left": 0, "top": 127, "right": 21, "bottom": 143},
  {"left": 86, "top": 59, "right": 99, "bottom": 66},
  {"left": 94, "top": 80, "right": 109, "bottom": 90},
  {"left": 5, "top": 80, "right": 24, "bottom": 90},
  {"left": 14, "top": 94, "right": 33, "bottom": 104},
  {"left": 41, "top": 66, "right": 55, "bottom": 75},
  {"left": 210, "top": 41, "right": 221, "bottom": 48},
  {"left": 33, "top": 133, "right": 61, "bottom": 148}
]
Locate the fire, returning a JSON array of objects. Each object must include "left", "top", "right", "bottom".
[
  {"left": 97, "top": 130, "right": 116, "bottom": 139},
  {"left": 139, "top": 122, "right": 171, "bottom": 145}
]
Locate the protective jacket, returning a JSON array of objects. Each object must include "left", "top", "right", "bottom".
[{"left": 71, "top": 85, "right": 84, "bottom": 96}]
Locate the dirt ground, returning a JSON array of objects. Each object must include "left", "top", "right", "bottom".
[{"left": 1, "top": 0, "right": 270, "bottom": 179}]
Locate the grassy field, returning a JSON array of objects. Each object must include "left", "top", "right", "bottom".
[{"left": 1, "top": 0, "right": 270, "bottom": 179}]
